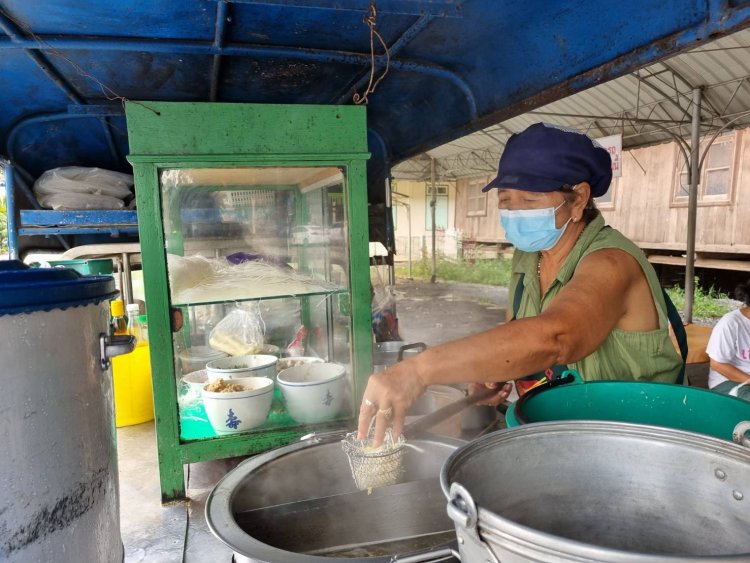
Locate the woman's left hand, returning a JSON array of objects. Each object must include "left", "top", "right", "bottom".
[{"left": 357, "top": 361, "right": 427, "bottom": 447}]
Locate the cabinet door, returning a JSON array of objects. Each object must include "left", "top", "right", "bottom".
[{"left": 159, "top": 166, "right": 355, "bottom": 441}]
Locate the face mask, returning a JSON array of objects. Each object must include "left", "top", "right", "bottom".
[{"left": 499, "top": 200, "right": 571, "bottom": 252}]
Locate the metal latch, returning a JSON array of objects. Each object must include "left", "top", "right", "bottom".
[{"left": 99, "top": 333, "right": 136, "bottom": 370}]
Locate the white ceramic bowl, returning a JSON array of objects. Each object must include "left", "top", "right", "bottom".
[
  {"left": 201, "top": 376, "right": 274, "bottom": 434},
  {"left": 276, "top": 356, "right": 324, "bottom": 373},
  {"left": 178, "top": 346, "right": 228, "bottom": 374},
  {"left": 276, "top": 362, "right": 347, "bottom": 424},
  {"left": 206, "top": 354, "right": 278, "bottom": 381},
  {"left": 180, "top": 369, "right": 208, "bottom": 397}
]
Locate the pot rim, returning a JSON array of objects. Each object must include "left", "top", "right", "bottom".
[
  {"left": 440, "top": 420, "right": 750, "bottom": 563},
  {"left": 205, "top": 434, "right": 466, "bottom": 562}
]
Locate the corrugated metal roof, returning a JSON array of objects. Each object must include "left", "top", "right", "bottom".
[{"left": 394, "top": 27, "right": 750, "bottom": 180}]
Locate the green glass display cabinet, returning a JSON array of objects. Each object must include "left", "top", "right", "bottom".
[{"left": 126, "top": 102, "right": 373, "bottom": 501}]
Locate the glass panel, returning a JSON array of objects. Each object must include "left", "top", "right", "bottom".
[
  {"left": 467, "top": 180, "right": 487, "bottom": 215},
  {"left": 705, "top": 169, "right": 729, "bottom": 196},
  {"left": 678, "top": 171, "right": 690, "bottom": 198},
  {"left": 159, "top": 166, "right": 354, "bottom": 441},
  {"left": 706, "top": 140, "right": 733, "bottom": 168}
]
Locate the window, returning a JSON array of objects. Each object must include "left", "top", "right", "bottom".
[
  {"left": 425, "top": 184, "right": 449, "bottom": 196},
  {"left": 673, "top": 132, "right": 736, "bottom": 205},
  {"left": 466, "top": 178, "right": 488, "bottom": 216}
]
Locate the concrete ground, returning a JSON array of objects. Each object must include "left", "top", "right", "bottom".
[{"left": 117, "top": 279, "right": 508, "bottom": 562}]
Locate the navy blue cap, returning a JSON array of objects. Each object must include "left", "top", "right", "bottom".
[
  {"left": 0, "top": 260, "right": 117, "bottom": 316},
  {"left": 482, "top": 122, "right": 613, "bottom": 197}
]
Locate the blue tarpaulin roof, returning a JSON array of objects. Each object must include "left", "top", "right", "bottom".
[{"left": 2, "top": 1, "right": 750, "bottom": 205}]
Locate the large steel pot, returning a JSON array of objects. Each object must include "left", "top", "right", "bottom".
[
  {"left": 0, "top": 261, "right": 132, "bottom": 563},
  {"left": 441, "top": 421, "right": 750, "bottom": 562},
  {"left": 206, "top": 432, "right": 464, "bottom": 562},
  {"left": 372, "top": 341, "right": 426, "bottom": 372}
]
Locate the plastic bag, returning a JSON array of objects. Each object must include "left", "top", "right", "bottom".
[
  {"left": 34, "top": 166, "right": 133, "bottom": 210},
  {"left": 208, "top": 308, "right": 265, "bottom": 356}
]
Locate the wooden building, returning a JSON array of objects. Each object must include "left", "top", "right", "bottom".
[{"left": 451, "top": 127, "right": 750, "bottom": 271}]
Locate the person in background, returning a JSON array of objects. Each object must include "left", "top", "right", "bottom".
[
  {"left": 705, "top": 280, "right": 750, "bottom": 400},
  {"left": 358, "top": 122, "right": 686, "bottom": 445}
]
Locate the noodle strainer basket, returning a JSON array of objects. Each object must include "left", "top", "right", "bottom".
[{"left": 341, "top": 428, "right": 406, "bottom": 491}]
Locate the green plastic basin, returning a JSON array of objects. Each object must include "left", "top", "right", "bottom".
[{"left": 505, "top": 380, "right": 750, "bottom": 442}]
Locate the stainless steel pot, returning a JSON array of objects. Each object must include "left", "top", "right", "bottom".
[
  {"left": 441, "top": 421, "right": 750, "bottom": 562},
  {"left": 372, "top": 341, "right": 426, "bottom": 372},
  {"left": 206, "top": 432, "right": 464, "bottom": 562}
]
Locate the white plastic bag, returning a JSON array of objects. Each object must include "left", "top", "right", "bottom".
[
  {"left": 208, "top": 308, "right": 265, "bottom": 356},
  {"left": 34, "top": 166, "right": 133, "bottom": 210}
]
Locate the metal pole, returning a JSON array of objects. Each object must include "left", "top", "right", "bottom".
[
  {"left": 3, "top": 160, "right": 18, "bottom": 260},
  {"left": 430, "top": 157, "right": 437, "bottom": 283},
  {"left": 121, "top": 252, "right": 133, "bottom": 305},
  {"left": 407, "top": 201, "right": 412, "bottom": 279},
  {"left": 685, "top": 87, "right": 702, "bottom": 323}
]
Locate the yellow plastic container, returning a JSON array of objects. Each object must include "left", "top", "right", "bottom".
[{"left": 112, "top": 343, "right": 155, "bottom": 427}]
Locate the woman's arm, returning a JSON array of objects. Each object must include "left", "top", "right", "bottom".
[
  {"left": 709, "top": 358, "right": 750, "bottom": 383},
  {"left": 358, "top": 248, "right": 646, "bottom": 442}
]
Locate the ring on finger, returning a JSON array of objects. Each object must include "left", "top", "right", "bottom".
[
  {"left": 363, "top": 398, "right": 375, "bottom": 408},
  {"left": 377, "top": 407, "right": 393, "bottom": 419}
]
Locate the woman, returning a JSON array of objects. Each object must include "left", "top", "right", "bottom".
[
  {"left": 706, "top": 280, "right": 750, "bottom": 399},
  {"left": 359, "top": 123, "right": 684, "bottom": 445}
]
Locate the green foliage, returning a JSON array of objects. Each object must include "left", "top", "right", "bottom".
[
  {"left": 666, "top": 277, "right": 731, "bottom": 320},
  {"left": 396, "top": 255, "right": 513, "bottom": 286}
]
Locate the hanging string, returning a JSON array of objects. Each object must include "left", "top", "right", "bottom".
[
  {"left": 1, "top": 7, "right": 159, "bottom": 115},
  {"left": 353, "top": 3, "right": 391, "bottom": 105}
]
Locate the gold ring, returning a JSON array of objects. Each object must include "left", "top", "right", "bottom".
[{"left": 377, "top": 407, "right": 393, "bottom": 419}]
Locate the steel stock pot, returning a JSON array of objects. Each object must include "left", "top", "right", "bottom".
[{"left": 441, "top": 420, "right": 750, "bottom": 562}]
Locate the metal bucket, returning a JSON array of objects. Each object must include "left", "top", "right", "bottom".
[
  {"left": 506, "top": 378, "right": 750, "bottom": 442},
  {"left": 372, "top": 341, "right": 426, "bottom": 372},
  {"left": 441, "top": 421, "right": 750, "bottom": 562},
  {"left": 0, "top": 261, "right": 131, "bottom": 563},
  {"left": 206, "top": 433, "right": 464, "bottom": 562}
]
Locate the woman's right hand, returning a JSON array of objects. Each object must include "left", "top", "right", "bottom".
[{"left": 468, "top": 381, "right": 513, "bottom": 406}]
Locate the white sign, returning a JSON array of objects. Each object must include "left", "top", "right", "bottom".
[{"left": 595, "top": 134, "right": 622, "bottom": 177}]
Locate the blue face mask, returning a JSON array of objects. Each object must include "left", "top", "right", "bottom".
[{"left": 499, "top": 200, "right": 570, "bottom": 252}]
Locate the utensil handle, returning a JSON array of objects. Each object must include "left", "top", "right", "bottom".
[{"left": 405, "top": 386, "right": 497, "bottom": 436}]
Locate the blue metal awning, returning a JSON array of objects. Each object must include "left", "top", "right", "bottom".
[{"left": 3, "top": 0, "right": 750, "bottom": 180}]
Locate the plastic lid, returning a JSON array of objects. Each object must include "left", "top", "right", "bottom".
[
  {"left": 138, "top": 314, "right": 148, "bottom": 322},
  {"left": 110, "top": 299, "right": 125, "bottom": 317},
  {"left": 0, "top": 260, "right": 117, "bottom": 316},
  {"left": 126, "top": 303, "right": 140, "bottom": 313}
]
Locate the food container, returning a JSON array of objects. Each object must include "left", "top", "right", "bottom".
[
  {"left": 442, "top": 421, "right": 750, "bottom": 562},
  {"left": 202, "top": 376, "right": 274, "bottom": 434},
  {"left": 0, "top": 260, "right": 129, "bottom": 563},
  {"left": 276, "top": 362, "right": 347, "bottom": 424},
  {"left": 206, "top": 354, "right": 278, "bottom": 381},
  {"left": 275, "top": 356, "right": 324, "bottom": 373},
  {"left": 372, "top": 341, "right": 426, "bottom": 372},
  {"left": 179, "top": 345, "right": 228, "bottom": 374},
  {"left": 179, "top": 369, "right": 208, "bottom": 402}
]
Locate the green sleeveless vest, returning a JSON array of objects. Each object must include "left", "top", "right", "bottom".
[{"left": 509, "top": 215, "right": 683, "bottom": 383}]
